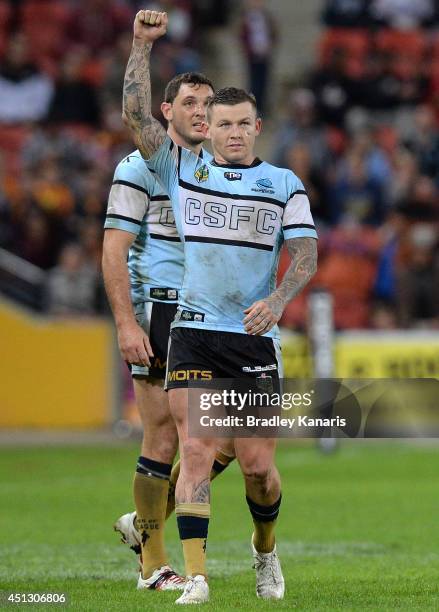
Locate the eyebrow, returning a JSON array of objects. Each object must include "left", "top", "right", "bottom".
[{"left": 217, "top": 116, "right": 252, "bottom": 123}]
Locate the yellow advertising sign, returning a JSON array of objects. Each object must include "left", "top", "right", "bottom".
[
  {"left": 281, "top": 331, "right": 439, "bottom": 378},
  {"left": 0, "top": 299, "right": 115, "bottom": 428}
]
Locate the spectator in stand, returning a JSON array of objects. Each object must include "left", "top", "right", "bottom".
[
  {"left": 396, "top": 223, "right": 439, "bottom": 328},
  {"left": 322, "top": 0, "right": 370, "bottom": 27},
  {"left": 271, "top": 88, "right": 329, "bottom": 171},
  {"left": 47, "top": 51, "right": 100, "bottom": 126},
  {"left": 240, "top": 0, "right": 277, "bottom": 115},
  {"left": 46, "top": 242, "right": 98, "bottom": 316},
  {"left": 387, "top": 148, "right": 419, "bottom": 207},
  {"left": 369, "top": 0, "right": 437, "bottom": 29},
  {"left": 284, "top": 142, "right": 329, "bottom": 224},
  {"left": 28, "top": 156, "right": 75, "bottom": 219},
  {"left": 373, "top": 207, "right": 409, "bottom": 303},
  {"left": 309, "top": 48, "right": 357, "bottom": 128},
  {"left": 78, "top": 218, "right": 103, "bottom": 273},
  {"left": 14, "top": 209, "right": 58, "bottom": 270},
  {"left": 0, "top": 33, "right": 53, "bottom": 123},
  {"left": 404, "top": 105, "right": 439, "bottom": 183},
  {"left": 349, "top": 127, "right": 392, "bottom": 189},
  {"left": 328, "top": 150, "right": 386, "bottom": 225}
]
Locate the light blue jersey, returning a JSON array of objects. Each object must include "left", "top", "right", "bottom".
[
  {"left": 105, "top": 150, "right": 183, "bottom": 305},
  {"left": 147, "top": 136, "right": 318, "bottom": 338}
]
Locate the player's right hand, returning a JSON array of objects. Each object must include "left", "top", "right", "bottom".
[
  {"left": 134, "top": 10, "right": 168, "bottom": 43},
  {"left": 117, "top": 321, "right": 154, "bottom": 367}
]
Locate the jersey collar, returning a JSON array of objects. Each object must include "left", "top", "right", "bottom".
[{"left": 210, "top": 157, "right": 263, "bottom": 169}]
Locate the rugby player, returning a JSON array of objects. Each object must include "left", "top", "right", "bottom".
[
  {"left": 122, "top": 10, "right": 318, "bottom": 605},
  {"left": 102, "top": 71, "right": 236, "bottom": 591}
]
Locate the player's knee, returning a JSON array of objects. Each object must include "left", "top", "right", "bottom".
[{"left": 241, "top": 463, "right": 273, "bottom": 495}]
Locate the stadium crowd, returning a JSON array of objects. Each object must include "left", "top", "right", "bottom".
[{"left": 0, "top": 0, "right": 437, "bottom": 328}]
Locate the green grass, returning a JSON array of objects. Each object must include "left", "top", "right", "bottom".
[{"left": 1, "top": 442, "right": 439, "bottom": 610}]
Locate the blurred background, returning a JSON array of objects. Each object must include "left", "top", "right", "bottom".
[{"left": 0, "top": 0, "right": 438, "bottom": 432}]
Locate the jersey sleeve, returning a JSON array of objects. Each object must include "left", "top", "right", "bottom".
[
  {"left": 282, "top": 176, "right": 318, "bottom": 240},
  {"left": 146, "top": 135, "right": 199, "bottom": 194},
  {"left": 105, "top": 155, "right": 151, "bottom": 235}
]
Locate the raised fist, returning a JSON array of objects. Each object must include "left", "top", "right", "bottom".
[{"left": 134, "top": 10, "right": 168, "bottom": 43}]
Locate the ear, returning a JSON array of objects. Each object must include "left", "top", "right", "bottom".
[
  {"left": 201, "top": 121, "right": 210, "bottom": 139},
  {"left": 161, "top": 101, "right": 172, "bottom": 122},
  {"left": 255, "top": 117, "right": 262, "bottom": 135}
]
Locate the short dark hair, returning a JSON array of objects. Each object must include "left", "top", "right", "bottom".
[
  {"left": 164, "top": 72, "right": 214, "bottom": 103},
  {"left": 206, "top": 87, "right": 258, "bottom": 119}
]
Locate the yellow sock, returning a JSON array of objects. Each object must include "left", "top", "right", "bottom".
[
  {"left": 133, "top": 457, "right": 172, "bottom": 578},
  {"left": 176, "top": 502, "right": 210, "bottom": 577},
  {"left": 165, "top": 461, "right": 180, "bottom": 519},
  {"left": 252, "top": 519, "right": 276, "bottom": 553},
  {"left": 246, "top": 494, "right": 282, "bottom": 553}
]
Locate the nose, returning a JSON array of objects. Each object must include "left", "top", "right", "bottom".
[
  {"left": 193, "top": 102, "right": 205, "bottom": 117},
  {"left": 230, "top": 124, "right": 242, "bottom": 139}
]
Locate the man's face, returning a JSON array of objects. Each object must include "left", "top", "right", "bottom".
[
  {"left": 205, "top": 102, "right": 261, "bottom": 165},
  {"left": 161, "top": 83, "right": 213, "bottom": 147}
]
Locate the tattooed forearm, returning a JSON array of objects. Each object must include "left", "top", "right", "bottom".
[
  {"left": 122, "top": 40, "right": 166, "bottom": 158},
  {"left": 265, "top": 237, "right": 317, "bottom": 317},
  {"left": 191, "top": 478, "right": 210, "bottom": 503}
]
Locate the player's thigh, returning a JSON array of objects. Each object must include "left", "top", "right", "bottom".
[
  {"left": 168, "top": 387, "right": 217, "bottom": 465},
  {"left": 133, "top": 376, "right": 173, "bottom": 430}
]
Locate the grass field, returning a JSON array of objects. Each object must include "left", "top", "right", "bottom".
[{"left": 1, "top": 441, "right": 439, "bottom": 611}]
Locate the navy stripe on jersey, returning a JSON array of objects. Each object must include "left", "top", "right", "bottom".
[
  {"left": 149, "top": 233, "right": 181, "bottom": 242},
  {"left": 288, "top": 189, "right": 308, "bottom": 199},
  {"left": 210, "top": 157, "right": 262, "bottom": 169},
  {"left": 106, "top": 213, "right": 142, "bottom": 225},
  {"left": 150, "top": 195, "right": 170, "bottom": 202},
  {"left": 185, "top": 235, "right": 274, "bottom": 251},
  {"left": 112, "top": 179, "right": 150, "bottom": 196},
  {"left": 176, "top": 145, "right": 204, "bottom": 177},
  {"left": 179, "top": 178, "right": 285, "bottom": 208},
  {"left": 177, "top": 145, "right": 182, "bottom": 175},
  {"left": 284, "top": 223, "right": 316, "bottom": 230}
]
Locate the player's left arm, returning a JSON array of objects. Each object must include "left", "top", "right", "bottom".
[{"left": 243, "top": 237, "right": 317, "bottom": 335}]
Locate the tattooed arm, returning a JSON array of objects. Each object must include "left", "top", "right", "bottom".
[
  {"left": 243, "top": 237, "right": 318, "bottom": 335},
  {"left": 122, "top": 10, "right": 168, "bottom": 159}
]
